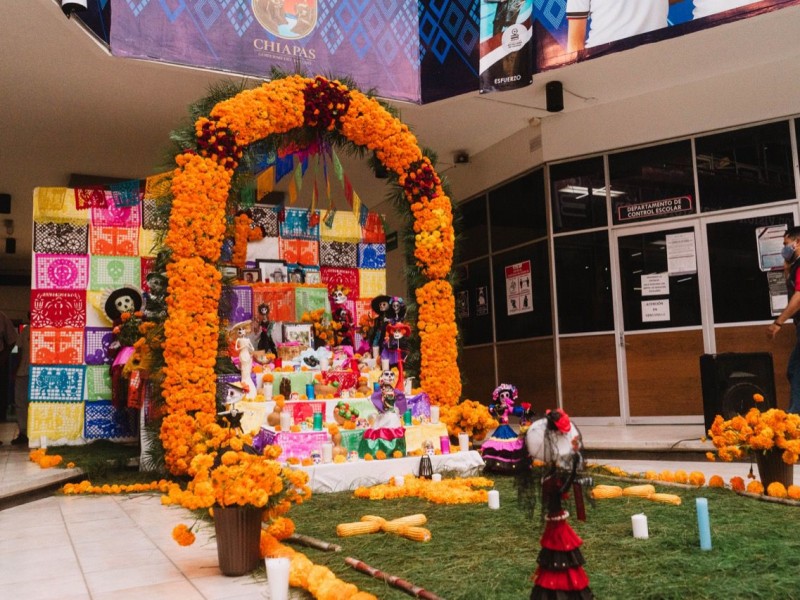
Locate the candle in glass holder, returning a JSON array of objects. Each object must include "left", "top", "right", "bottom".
[
  {"left": 439, "top": 435, "right": 451, "bottom": 454},
  {"left": 488, "top": 490, "right": 500, "bottom": 509},
  {"left": 279, "top": 410, "right": 292, "bottom": 431},
  {"left": 458, "top": 432, "right": 469, "bottom": 452},
  {"left": 430, "top": 405, "right": 440, "bottom": 424},
  {"left": 322, "top": 442, "right": 333, "bottom": 463}
]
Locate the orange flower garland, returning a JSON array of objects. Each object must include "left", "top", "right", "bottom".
[
  {"left": 415, "top": 280, "right": 460, "bottom": 406},
  {"left": 231, "top": 212, "right": 251, "bottom": 269}
]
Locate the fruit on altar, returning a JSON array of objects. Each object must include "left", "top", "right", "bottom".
[
  {"left": 333, "top": 445, "right": 348, "bottom": 459},
  {"left": 334, "top": 401, "right": 360, "bottom": 425}
]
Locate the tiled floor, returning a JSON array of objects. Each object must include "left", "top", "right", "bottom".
[{"left": 1, "top": 419, "right": 798, "bottom": 599}]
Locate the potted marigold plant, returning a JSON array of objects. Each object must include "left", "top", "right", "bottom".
[
  {"left": 707, "top": 401, "right": 800, "bottom": 488},
  {"left": 165, "top": 437, "right": 311, "bottom": 576}
]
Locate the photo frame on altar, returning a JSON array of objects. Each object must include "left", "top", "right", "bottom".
[
  {"left": 303, "top": 267, "right": 321, "bottom": 284},
  {"left": 286, "top": 264, "right": 305, "bottom": 284},
  {"left": 241, "top": 268, "right": 261, "bottom": 284},
  {"left": 256, "top": 259, "right": 287, "bottom": 283},
  {"left": 282, "top": 322, "right": 313, "bottom": 348},
  {"left": 220, "top": 265, "right": 239, "bottom": 280}
]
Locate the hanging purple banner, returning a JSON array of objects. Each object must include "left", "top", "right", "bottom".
[{"left": 110, "top": 0, "right": 421, "bottom": 103}]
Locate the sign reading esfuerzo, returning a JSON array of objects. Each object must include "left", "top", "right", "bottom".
[{"left": 617, "top": 196, "right": 693, "bottom": 222}]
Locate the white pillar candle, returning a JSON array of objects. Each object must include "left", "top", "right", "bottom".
[
  {"left": 431, "top": 473, "right": 442, "bottom": 482},
  {"left": 265, "top": 557, "right": 291, "bottom": 600},
  {"left": 430, "top": 405, "right": 440, "bottom": 424},
  {"left": 458, "top": 432, "right": 469, "bottom": 452},
  {"left": 322, "top": 442, "right": 333, "bottom": 463},
  {"left": 279, "top": 410, "right": 292, "bottom": 431},
  {"left": 632, "top": 513, "right": 649, "bottom": 539},
  {"left": 40, "top": 435, "right": 48, "bottom": 449},
  {"left": 394, "top": 475, "right": 405, "bottom": 487},
  {"left": 381, "top": 358, "right": 390, "bottom": 371},
  {"left": 488, "top": 490, "right": 500, "bottom": 510}
]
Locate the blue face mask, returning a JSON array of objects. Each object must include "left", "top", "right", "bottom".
[{"left": 782, "top": 244, "right": 796, "bottom": 261}]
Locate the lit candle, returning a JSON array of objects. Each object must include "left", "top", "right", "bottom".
[
  {"left": 696, "top": 498, "right": 712, "bottom": 550},
  {"left": 488, "top": 490, "right": 500, "bottom": 509},
  {"left": 631, "top": 513, "right": 648, "bottom": 539},
  {"left": 431, "top": 473, "right": 442, "bottom": 482},
  {"left": 458, "top": 433, "right": 469, "bottom": 452},
  {"left": 265, "top": 557, "right": 290, "bottom": 600}
]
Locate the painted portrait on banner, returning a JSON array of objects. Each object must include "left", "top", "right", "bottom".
[{"left": 252, "top": 0, "right": 318, "bottom": 40}]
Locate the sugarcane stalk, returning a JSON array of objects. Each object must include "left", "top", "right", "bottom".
[
  {"left": 345, "top": 556, "right": 445, "bottom": 600},
  {"left": 287, "top": 533, "right": 342, "bottom": 552}
]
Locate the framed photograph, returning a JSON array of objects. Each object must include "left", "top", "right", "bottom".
[
  {"left": 282, "top": 322, "right": 314, "bottom": 347},
  {"left": 286, "top": 264, "right": 306, "bottom": 284},
  {"left": 303, "top": 267, "right": 321, "bottom": 284},
  {"left": 241, "top": 268, "right": 261, "bottom": 284},
  {"left": 220, "top": 265, "right": 240, "bottom": 280},
  {"left": 256, "top": 259, "right": 288, "bottom": 284}
]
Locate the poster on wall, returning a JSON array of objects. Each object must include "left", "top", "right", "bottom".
[
  {"left": 768, "top": 271, "right": 788, "bottom": 315},
  {"left": 457, "top": 290, "right": 470, "bottom": 318},
  {"left": 505, "top": 260, "right": 533, "bottom": 315},
  {"left": 666, "top": 232, "right": 697, "bottom": 276},
  {"left": 476, "top": 286, "right": 490, "bottom": 316},
  {"left": 479, "top": 0, "right": 533, "bottom": 93},
  {"left": 531, "top": 1, "right": 800, "bottom": 72},
  {"left": 756, "top": 224, "right": 788, "bottom": 271}
]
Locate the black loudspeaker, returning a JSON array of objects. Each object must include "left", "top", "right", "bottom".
[
  {"left": 699, "top": 353, "right": 776, "bottom": 434},
  {"left": 546, "top": 81, "right": 564, "bottom": 113}
]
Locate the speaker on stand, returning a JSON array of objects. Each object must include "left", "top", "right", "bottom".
[{"left": 699, "top": 352, "right": 776, "bottom": 434}]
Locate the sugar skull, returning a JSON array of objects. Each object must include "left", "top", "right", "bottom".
[{"left": 107, "top": 259, "right": 125, "bottom": 282}]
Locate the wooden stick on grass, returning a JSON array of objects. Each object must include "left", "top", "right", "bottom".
[
  {"left": 286, "top": 533, "right": 342, "bottom": 552},
  {"left": 345, "top": 556, "right": 445, "bottom": 600}
]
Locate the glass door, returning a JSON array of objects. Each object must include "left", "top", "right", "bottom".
[{"left": 613, "top": 222, "right": 707, "bottom": 423}]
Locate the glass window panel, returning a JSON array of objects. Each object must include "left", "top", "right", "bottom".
[
  {"left": 617, "top": 226, "right": 701, "bottom": 331},
  {"left": 706, "top": 213, "right": 795, "bottom": 324},
  {"left": 489, "top": 170, "right": 546, "bottom": 252},
  {"left": 453, "top": 258, "right": 494, "bottom": 346},
  {"left": 492, "top": 241, "right": 552, "bottom": 341},
  {"left": 609, "top": 140, "right": 696, "bottom": 225},
  {"left": 554, "top": 231, "right": 613, "bottom": 333},
  {"left": 697, "top": 121, "right": 795, "bottom": 212},
  {"left": 456, "top": 196, "right": 489, "bottom": 262},
  {"left": 549, "top": 157, "right": 607, "bottom": 233}
]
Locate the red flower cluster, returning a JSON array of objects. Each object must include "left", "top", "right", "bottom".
[
  {"left": 302, "top": 76, "right": 351, "bottom": 130},
  {"left": 195, "top": 117, "right": 242, "bottom": 170}
]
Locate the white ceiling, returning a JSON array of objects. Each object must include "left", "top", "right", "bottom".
[{"left": 3, "top": 0, "right": 800, "bottom": 260}]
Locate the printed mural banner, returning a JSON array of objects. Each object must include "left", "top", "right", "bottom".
[
  {"left": 110, "top": 0, "right": 422, "bottom": 103},
  {"left": 533, "top": 0, "right": 800, "bottom": 72},
  {"left": 479, "top": 0, "right": 533, "bottom": 93}
]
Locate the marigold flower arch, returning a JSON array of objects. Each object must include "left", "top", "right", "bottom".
[{"left": 161, "top": 75, "right": 460, "bottom": 475}]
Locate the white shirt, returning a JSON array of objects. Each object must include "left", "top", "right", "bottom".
[
  {"left": 567, "top": 0, "right": 668, "bottom": 48},
  {"left": 693, "top": 0, "right": 757, "bottom": 19}
]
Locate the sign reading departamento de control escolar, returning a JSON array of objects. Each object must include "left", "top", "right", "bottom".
[{"left": 616, "top": 196, "right": 693, "bottom": 222}]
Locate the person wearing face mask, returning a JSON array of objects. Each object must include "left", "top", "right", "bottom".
[{"left": 766, "top": 226, "right": 800, "bottom": 414}]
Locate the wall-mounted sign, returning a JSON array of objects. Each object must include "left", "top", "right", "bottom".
[
  {"left": 666, "top": 232, "right": 697, "bottom": 276},
  {"left": 756, "top": 224, "right": 788, "bottom": 271},
  {"left": 641, "top": 273, "right": 669, "bottom": 297},
  {"left": 642, "top": 299, "right": 670, "bottom": 322},
  {"left": 476, "top": 286, "right": 489, "bottom": 316},
  {"left": 617, "top": 196, "right": 693, "bottom": 222}
]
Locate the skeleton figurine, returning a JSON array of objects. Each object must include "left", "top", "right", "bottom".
[{"left": 330, "top": 285, "right": 355, "bottom": 348}]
